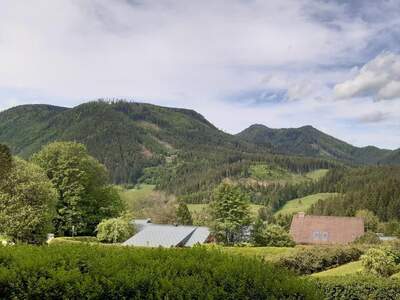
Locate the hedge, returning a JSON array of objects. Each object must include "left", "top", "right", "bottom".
[
  {"left": 316, "top": 275, "right": 400, "bottom": 299},
  {"left": 278, "top": 246, "right": 363, "bottom": 275},
  {"left": 0, "top": 244, "right": 319, "bottom": 299}
]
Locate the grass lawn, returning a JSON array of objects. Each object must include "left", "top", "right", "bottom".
[
  {"left": 311, "top": 261, "right": 363, "bottom": 278},
  {"left": 275, "top": 193, "right": 338, "bottom": 216},
  {"left": 223, "top": 246, "right": 298, "bottom": 263}
]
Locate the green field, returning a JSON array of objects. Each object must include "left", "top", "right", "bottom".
[
  {"left": 275, "top": 193, "right": 337, "bottom": 216},
  {"left": 223, "top": 246, "right": 298, "bottom": 263},
  {"left": 311, "top": 261, "right": 363, "bottom": 278},
  {"left": 118, "top": 184, "right": 156, "bottom": 211},
  {"left": 305, "top": 169, "right": 329, "bottom": 181}
]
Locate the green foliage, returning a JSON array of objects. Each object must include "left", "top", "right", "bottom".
[
  {"left": 49, "top": 236, "right": 99, "bottom": 245},
  {"left": 262, "top": 224, "right": 295, "bottom": 247},
  {"left": 32, "top": 141, "right": 123, "bottom": 236},
  {"left": 353, "top": 232, "right": 382, "bottom": 245},
  {"left": 316, "top": 275, "right": 400, "bottom": 299},
  {"left": 308, "top": 166, "right": 400, "bottom": 222},
  {"left": 250, "top": 217, "right": 267, "bottom": 246},
  {"left": 96, "top": 217, "right": 135, "bottom": 243},
  {"left": 257, "top": 205, "right": 274, "bottom": 223},
  {"left": 356, "top": 209, "right": 379, "bottom": 232},
  {"left": 249, "top": 164, "right": 292, "bottom": 181},
  {"left": 381, "top": 220, "right": 400, "bottom": 237},
  {"left": 222, "top": 246, "right": 298, "bottom": 263},
  {"left": 0, "top": 244, "right": 320, "bottom": 299},
  {"left": 211, "top": 183, "right": 251, "bottom": 245},
  {"left": 0, "top": 144, "right": 12, "bottom": 182},
  {"left": 0, "top": 158, "right": 57, "bottom": 244},
  {"left": 278, "top": 246, "right": 363, "bottom": 275},
  {"left": 176, "top": 202, "right": 193, "bottom": 225},
  {"left": 312, "top": 261, "right": 364, "bottom": 278},
  {"left": 237, "top": 124, "right": 393, "bottom": 164},
  {"left": 361, "top": 247, "right": 400, "bottom": 277},
  {"left": 251, "top": 221, "right": 294, "bottom": 247}
]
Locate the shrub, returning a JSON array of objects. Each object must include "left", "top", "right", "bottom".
[
  {"left": 96, "top": 217, "right": 135, "bottom": 243},
  {"left": 361, "top": 247, "right": 399, "bottom": 277},
  {"left": 278, "top": 246, "right": 363, "bottom": 275},
  {"left": 0, "top": 244, "right": 320, "bottom": 299},
  {"left": 353, "top": 232, "right": 381, "bottom": 245},
  {"left": 262, "top": 224, "right": 295, "bottom": 247},
  {"left": 316, "top": 275, "right": 400, "bottom": 300},
  {"left": 49, "top": 236, "right": 99, "bottom": 245}
]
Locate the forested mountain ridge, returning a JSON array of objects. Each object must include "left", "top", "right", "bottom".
[
  {"left": 237, "top": 124, "right": 394, "bottom": 164},
  {"left": 0, "top": 100, "right": 397, "bottom": 186},
  {"left": 0, "top": 100, "right": 275, "bottom": 183}
]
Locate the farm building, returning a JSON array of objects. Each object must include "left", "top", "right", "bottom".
[
  {"left": 123, "top": 219, "right": 211, "bottom": 247},
  {"left": 289, "top": 212, "right": 364, "bottom": 245}
]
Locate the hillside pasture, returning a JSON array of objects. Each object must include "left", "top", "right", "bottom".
[{"left": 275, "top": 193, "right": 338, "bottom": 216}]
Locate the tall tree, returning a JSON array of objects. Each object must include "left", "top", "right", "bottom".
[
  {"left": 0, "top": 158, "right": 57, "bottom": 243},
  {"left": 32, "top": 142, "right": 123, "bottom": 236},
  {"left": 211, "top": 183, "right": 251, "bottom": 245},
  {"left": 176, "top": 202, "right": 193, "bottom": 225},
  {"left": 356, "top": 209, "right": 379, "bottom": 232},
  {"left": 0, "top": 144, "right": 12, "bottom": 183}
]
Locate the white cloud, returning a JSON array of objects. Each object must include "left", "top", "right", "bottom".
[
  {"left": 0, "top": 0, "right": 399, "bottom": 149},
  {"left": 334, "top": 52, "right": 400, "bottom": 100}
]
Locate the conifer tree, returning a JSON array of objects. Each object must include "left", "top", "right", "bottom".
[{"left": 176, "top": 202, "right": 193, "bottom": 225}]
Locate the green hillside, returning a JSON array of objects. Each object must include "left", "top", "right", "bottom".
[
  {"left": 276, "top": 193, "right": 338, "bottom": 216},
  {"left": 0, "top": 101, "right": 261, "bottom": 183},
  {"left": 237, "top": 124, "right": 393, "bottom": 164}
]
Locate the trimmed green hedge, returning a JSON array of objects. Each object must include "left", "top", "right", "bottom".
[
  {"left": 0, "top": 244, "right": 319, "bottom": 299},
  {"left": 48, "top": 236, "right": 99, "bottom": 245},
  {"left": 278, "top": 246, "right": 363, "bottom": 275},
  {"left": 316, "top": 275, "right": 400, "bottom": 299}
]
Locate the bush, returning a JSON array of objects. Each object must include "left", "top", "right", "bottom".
[
  {"left": 278, "top": 246, "right": 363, "bottom": 275},
  {"left": 49, "top": 236, "right": 99, "bottom": 245},
  {"left": 263, "top": 224, "right": 295, "bottom": 247},
  {"left": 361, "top": 247, "right": 400, "bottom": 277},
  {"left": 0, "top": 244, "right": 320, "bottom": 299},
  {"left": 353, "top": 232, "right": 381, "bottom": 245},
  {"left": 96, "top": 217, "right": 135, "bottom": 243},
  {"left": 316, "top": 275, "right": 400, "bottom": 300}
]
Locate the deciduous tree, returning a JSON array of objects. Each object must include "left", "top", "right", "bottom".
[
  {"left": 32, "top": 141, "right": 123, "bottom": 236},
  {"left": 0, "top": 158, "right": 57, "bottom": 243}
]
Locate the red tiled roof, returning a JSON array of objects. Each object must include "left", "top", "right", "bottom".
[{"left": 289, "top": 213, "right": 364, "bottom": 245}]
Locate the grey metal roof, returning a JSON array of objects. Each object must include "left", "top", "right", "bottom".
[
  {"left": 185, "top": 227, "right": 210, "bottom": 247},
  {"left": 122, "top": 224, "right": 210, "bottom": 248}
]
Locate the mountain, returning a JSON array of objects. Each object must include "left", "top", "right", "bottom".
[
  {"left": 0, "top": 101, "right": 265, "bottom": 183},
  {"left": 236, "top": 124, "right": 393, "bottom": 164},
  {"left": 0, "top": 101, "right": 397, "bottom": 185},
  {"left": 380, "top": 149, "right": 400, "bottom": 165}
]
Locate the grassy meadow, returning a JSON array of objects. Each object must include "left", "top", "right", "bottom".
[{"left": 275, "top": 193, "right": 338, "bottom": 216}]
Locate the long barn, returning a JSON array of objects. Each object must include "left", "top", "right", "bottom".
[{"left": 289, "top": 212, "right": 364, "bottom": 245}]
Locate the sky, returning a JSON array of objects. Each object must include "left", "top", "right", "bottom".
[{"left": 1, "top": 0, "right": 400, "bottom": 149}]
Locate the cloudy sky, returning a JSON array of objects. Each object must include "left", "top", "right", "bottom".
[{"left": 1, "top": 0, "right": 400, "bottom": 149}]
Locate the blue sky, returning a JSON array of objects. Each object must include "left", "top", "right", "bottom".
[{"left": 1, "top": 0, "right": 400, "bottom": 149}]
